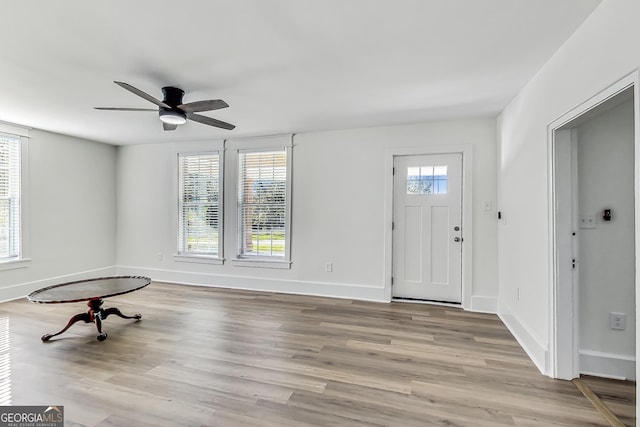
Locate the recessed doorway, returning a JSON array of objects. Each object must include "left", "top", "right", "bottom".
[{"left": 550, "top": 74, "right": 638, "bottom": 383}]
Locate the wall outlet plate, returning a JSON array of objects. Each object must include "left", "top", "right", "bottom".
[{"left": 610, "top": 312, "right": 626, "bottom": 330}]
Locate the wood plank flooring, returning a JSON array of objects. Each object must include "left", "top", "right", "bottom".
[
  {"left": 0, "top": 282, "right": 633, "bottom": 426},
  {"left": 579, "top": 375, "right": 636, "bottom": 426}
]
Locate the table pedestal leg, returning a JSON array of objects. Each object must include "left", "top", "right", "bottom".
[
  {"left": 102, "top": 307, "right": 142, "bottom": 321},
  {"left": 41, "top": 298, "right": 142, "bottom": 342},
  {"left": 41, "top": 312, "right": 92, "bottom": 342}
]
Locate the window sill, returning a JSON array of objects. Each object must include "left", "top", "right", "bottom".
[
  {"left": 173, "top": 254, "right": 224, "bottom": 265},
  {"left": 0, "top": 258, "right": 31, "bottom": 271},
  {"left": 231, "top": 258, "right": 292, "bottom": 269}
]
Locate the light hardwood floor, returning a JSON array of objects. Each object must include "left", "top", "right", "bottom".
[
  {"left": 0, "top": 282, "right": 633, "bottom": 426},
  {"left": 580, "top": 375, "right": 635, "bottom": 426}
]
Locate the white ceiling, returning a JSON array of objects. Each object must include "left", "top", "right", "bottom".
[{"left": 0, "top": 0, "right": 601, "bottom": 146}]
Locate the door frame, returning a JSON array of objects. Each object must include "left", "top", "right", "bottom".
[
  {"left": 383, "top": 144, "right": 473, "bottom": 309},
  {"left": 548, "top": 70, "right": 640, "bottom": 380}
]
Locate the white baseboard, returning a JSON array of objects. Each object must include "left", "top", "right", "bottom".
[
  {"left": 579, "top": 349, "right": 636, "bottom": 381},
  {"left": 498, "top": 301, "right": 548, "bottom": 375},
  {"left": 470, "top": 295, "right": 497, "bottom": 313},
  {"left": 0, "top": 262, "right": 495, "bottom": 313},
  {"left": 0, "top": 266, "right": 117, "bottom": 303},
  {"left": 115, "top": 265, "right": 388, "bottom": 302}
]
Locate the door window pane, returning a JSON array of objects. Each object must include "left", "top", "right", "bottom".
[{"left": 406, "top": 165, "right": 447, "bottom": 194}]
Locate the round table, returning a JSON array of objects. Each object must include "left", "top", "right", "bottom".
[{"left": 27, "top": 275, "right": 151, "bottom": 342}]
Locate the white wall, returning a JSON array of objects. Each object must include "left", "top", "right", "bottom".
[
  {"left": 577, "top": 99, "right": 635, "bottom": 379},
  {"left": 497, "top": 0, "right": 640, "bottom": 375},
  {"left": 0, "top": 129, "right": 117, "bottom": 301},
  {"left": 116, "top": 118, "right": 498, "bottom": 306}
]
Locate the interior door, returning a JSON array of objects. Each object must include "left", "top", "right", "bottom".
[{"left": 392, "top": 153, "right": 463, "bottom": 302}]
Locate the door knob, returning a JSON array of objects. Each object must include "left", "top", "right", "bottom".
[
  {"left": 454, "top": 237, "right": 461, "bottom": 242},
  {"left": 454, "top": 226, "right": 460, "bottom": 231}
]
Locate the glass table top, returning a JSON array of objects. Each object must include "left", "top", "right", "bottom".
[{"left": 27, "top": 276, "right": 151, "bottom": 303}]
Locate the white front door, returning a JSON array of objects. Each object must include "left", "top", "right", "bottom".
[{"left": 392, "top": 153, "right": 463, "bottom": 302}]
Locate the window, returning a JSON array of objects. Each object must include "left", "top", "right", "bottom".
[
  {"left": 237, "top": 145, "right": 291, "bottom": 266},
  {"left": 177, "top": 152, "right": 223, "bottom": 259},
  {"left": 0, "top": 132, "right": 21, "bottom": 262},
  {"left": 407, "top": 165, "right": 447, "bottom": 194}
]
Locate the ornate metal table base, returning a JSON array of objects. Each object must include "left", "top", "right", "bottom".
[{"left": 41, "top": 298, "right": 141, "bottom": 342}]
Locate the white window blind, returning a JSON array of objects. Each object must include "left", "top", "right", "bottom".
[
  {"left": 238, "top": 149, "right": 287, "bottom": 258},
  {"left": 178, "top": 152, "right": 222, "bottom": 257},
  {"left": 0, "top": 133, "right": 20, "bottom": 260}
]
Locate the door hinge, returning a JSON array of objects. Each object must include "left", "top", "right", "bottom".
[
  {"left": 392, "top": 221, "right": 395, "bottom": 230},
  {"left": 391, "top": 277, "right": 394, "bottom": 285},
  {"left": 392, "top": 167, "right": 395, "bottom": 175}
]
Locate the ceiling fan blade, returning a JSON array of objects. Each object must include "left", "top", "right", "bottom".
[
  {"left": 94, "top": 107, "right": 157, "bottom": 111},
  {"left": 114, "top": 81, "right": 170, "bottom": 109},
  {"left": 187, "top": 113, "right": 235, "bottom": 130},
  {"left": 178, "top": 100, "right": 229, "bottom": 113},
  {"left": 163, "top": 122, "right": 178, "bottom": 131}
]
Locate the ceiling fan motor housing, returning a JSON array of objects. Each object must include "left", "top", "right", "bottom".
[
  {"left": 162, "top": 86, "right": 185, "bottom": 107},
  {"left": 159, "top": 86, "right": 187, "bottom": 124}
]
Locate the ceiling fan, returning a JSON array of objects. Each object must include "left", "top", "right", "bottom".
[{"left": 95, "top": 81, "right": 235, "bottom": 131}]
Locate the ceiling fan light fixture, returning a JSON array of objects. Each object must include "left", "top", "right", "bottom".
[{"left": 159, "top": 109, "right": 187, "bottom": 125}]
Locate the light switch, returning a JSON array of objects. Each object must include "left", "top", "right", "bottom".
[{"left": 579, "top": 214, "right": 596, "bottom": 229}]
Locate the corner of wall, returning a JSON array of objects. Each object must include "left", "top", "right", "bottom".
[{"left": 498, "top": 300, "right": 549, "bottom": 375}]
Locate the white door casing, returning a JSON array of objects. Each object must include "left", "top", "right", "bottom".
[
  {"left": 549, "top": 71, "right": 639, "bottom": 381},
  {"left": 392, "top": 153, "right": 463, "bottom": 302}
]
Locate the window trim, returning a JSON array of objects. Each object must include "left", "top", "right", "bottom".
[
  {"left": 0, "top": 258, "right": 30, "bottom": 271},
  {"left": 174, "top": 142, "right": 225, "bottom": 264},
  {"left": 232, "top": 258, "right": 292, "bottom": 269},
  {"left": 0, "top": 122, "right": 30, "bottom": 270},
  {"left": 173, "top": 254, "right": 224, "bottom": 266},
  {"left": 229, "top": 135, "right": 293, "bottom": 269}
]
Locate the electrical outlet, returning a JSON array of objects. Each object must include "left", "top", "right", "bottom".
[
  {"left": 325, "top": 262, "right": 333, "bottom": 273},
  {"left": 157, "top": 252, "right": 163, "bottom": 262},
  {"left": 610, "top": 312, "right": 626, "bottom": 330},
  {"left": 482, "top": 200, "right": 492, "bottom": 211}
]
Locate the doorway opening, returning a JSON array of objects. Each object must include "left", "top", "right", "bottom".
[{"left": 550, "top": 73, "right": 638, "bottom": 384}]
